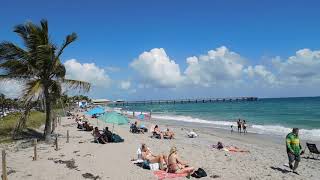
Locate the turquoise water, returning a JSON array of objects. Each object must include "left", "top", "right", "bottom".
[{"left": 112, "top": 97, "right": 320, "bottom": 140}]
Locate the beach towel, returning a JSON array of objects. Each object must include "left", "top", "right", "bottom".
[{"left": 153, "top": 170, "right": 188, "bottom": 180}]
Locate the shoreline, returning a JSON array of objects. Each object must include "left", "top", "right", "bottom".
[{"left": 149, "top": 117, "right": 320, "bottom": 145}]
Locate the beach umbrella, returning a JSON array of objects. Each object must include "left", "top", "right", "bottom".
[
  {"left": 86, "top": 106, "right": 105, "bottom": 115},
  {"left": 137, "top": 114, "right": 145, "bottom": 120},
  {"left": 98, "top": 112, "right": 129, "bottom": 132}
]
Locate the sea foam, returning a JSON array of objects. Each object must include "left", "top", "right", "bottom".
[{"left": 152, "top": 114, "right": 320, "bottom": 141}]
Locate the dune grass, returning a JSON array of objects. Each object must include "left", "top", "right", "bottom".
[{"left": 0, "top": 111, "right": 45, "bottom": 143}]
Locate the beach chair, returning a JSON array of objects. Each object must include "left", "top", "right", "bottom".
[
  {"left": 306, "top": 142, "right": 320, "bottom": 159},
  {"left": 130, "top": 124, "right": 144, "bottom": 134},
  {"left": 151, "top": 131, "right": 161, "bottom": 139}
]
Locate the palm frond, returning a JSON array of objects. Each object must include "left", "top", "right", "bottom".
[
  {"left": 0, "top": 42, "right": 29, "bottom": 61},
  {"left": 49, "top": 80, "right": 62, "bottom": 101},
  {"left": 0, "top": 59, "right": 31, "bottom": 77},
  {"left": 0, "top": 73, "right": 31, "bottom": 82},
  {"left": 22, "top": 79, "right": 44, "bottom": 103},
  {"left": 62, "top": 79, "right": 91, "bottom": 93},
  {"left": 56, "top": 33, "right": 77, "bottom": 58}
]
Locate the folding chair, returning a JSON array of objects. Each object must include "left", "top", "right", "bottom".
[{"left": 306, "top": 142, "right": 320, "bottom": 159}]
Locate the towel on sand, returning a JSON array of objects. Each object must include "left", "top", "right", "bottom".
[{"left": 153, "top": 170, "right": 188, "bottom": 180}]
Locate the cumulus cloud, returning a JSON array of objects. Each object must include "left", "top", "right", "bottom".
[
  {"left": 119, "top": 80, "right": 131, "bottom": 90},
  {"left": 129, "top": 46, "right": 320, "bottom": 92},
  {"left": 64, "top": 59, "right": 111, "bottom": 87},
  {"left": 272, "top": 48, "right": 320, "bottom": 84},
  {"left": 130, "top": 48, "right": 184, "bottom": 88},
  {"left": 184, "top": 46, "right": 246, "bottom": 86},
  {"left": 0, "top": 80, "right": 24, "bottom": 98},
  {"left": 244, "top": 65, "right": 278, "bottom": 85}
]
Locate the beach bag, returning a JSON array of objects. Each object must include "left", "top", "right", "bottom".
[
  {"left": 112, "top": 134, "right": 124, "bottom": 143},
  {"left": 191, "top": 168, "right": 207, "bottom": 178},
  {"left": 142, "top": 161, "right": 150, "bottom": 170}
]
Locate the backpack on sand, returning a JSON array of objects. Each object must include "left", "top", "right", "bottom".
[{"left": 191, "top": 168, "right": 207, "bottom": 178}]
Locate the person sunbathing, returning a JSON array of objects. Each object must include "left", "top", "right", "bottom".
[
  {"left": 92, "top": 127, "right": 107, "bottom": 144},
  {"left": 131, "top": 121, "right": 144, "bottom": 133},
  {"left": 212, "top": 142, "right": 250, "bottom": 153},
  {"left": 167, "top": 147, "right": 194, "bottom": 175},
  {"left": 153, "top": 125, "right": 164, "bottom": 139},
  {"left": 83, "top": 121, "right": 93, "bottom": 131},
  {"left": 77, "top": 119, "right": 84, "bottom": 129},
  {"left": 141, "top": 144, "right": 167, "bottom": 170},
  {"left": 103, "top": 127, "right": 113, "bottom": 142},
  {"left": 164, "top": 128, "right": 175, "bottom": 139}
]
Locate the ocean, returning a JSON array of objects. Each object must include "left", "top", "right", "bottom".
[{"left": 113, "top": 97, "right": 320, "bottom": 140}]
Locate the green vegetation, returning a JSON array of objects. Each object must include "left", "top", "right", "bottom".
[
  {"left": 0, "top": 19, "right": 90, "bottom": 141},
  {"left": 0, "top": 111, "right": 45, "bottom": 143}
]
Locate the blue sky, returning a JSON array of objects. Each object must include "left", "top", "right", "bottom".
[{"left": 1, "top": 0, "right": 320, "bottom": 100}]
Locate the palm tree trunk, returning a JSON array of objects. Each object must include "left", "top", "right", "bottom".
[
  {"left": 44, "top": 87, "right": 52, "bottom": 142},
  {"left": 12, "top": 106, "right": 30, "bottom": 139}
]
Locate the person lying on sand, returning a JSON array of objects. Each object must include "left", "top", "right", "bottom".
[
  {"left": 153, "top": 125, "right": 164, "bottom": 139},
  {"left": 167, "top": 146, "right": 194, "bottom": 175},
  {"left": 92, "top": 127, "right": 107, "bottom": 144},
  {"left": 164, "top": 128, "right": 175, "bottom": 139},
  {"left": 141, "top": 143, "right": 167, "bottom": 170},
  {"left": 211, "top": 142, "right": 250, "bottom": 153}
]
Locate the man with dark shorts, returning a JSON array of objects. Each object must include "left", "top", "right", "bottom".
[
  {"left": 286, "top": 128, "right": 304, "bottom": 174},
  {"left": 237, "top": 119, "right": 242, "bottom": 133}
]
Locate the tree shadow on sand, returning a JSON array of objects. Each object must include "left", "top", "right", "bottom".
[
  {"left": 13, "top": 128, "right": 44, "bottom": 141},
  {"left": 270, "top": 166, "right": 291, "bottom": 174}
]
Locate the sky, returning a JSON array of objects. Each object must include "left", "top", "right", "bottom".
[{"left": 1, "top": 0, "right": 320, "bottom": 100}]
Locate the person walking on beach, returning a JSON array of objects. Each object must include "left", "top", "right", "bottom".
[
  {"left": 237, "top": 119, "right": 242, "bottom": 133},
  {"left": 286, "top": 128, "right": 304, "bottom": 174},
  {"left": 242, "top": 120, "right": 247, "bottom": 134}
]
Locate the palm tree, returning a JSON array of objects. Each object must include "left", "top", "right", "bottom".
[{"left": 0, "top": 19, "right": 90, "bottom": 141}]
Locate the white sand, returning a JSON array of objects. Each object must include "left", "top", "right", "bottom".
[{"left": 0, "top": 113, "right": 319, "bottom": 180}]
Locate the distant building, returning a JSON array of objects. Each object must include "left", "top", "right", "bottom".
[
  {"left": 78, "top": 101, "right": 88, "bottom": 108},
  {"left": 92, "top": 99, "right": 111, "bottom": 105}
]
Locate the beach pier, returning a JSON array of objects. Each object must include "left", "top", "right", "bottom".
[{"left": 112, "top": 97, "right": 258, "bottom": 106}]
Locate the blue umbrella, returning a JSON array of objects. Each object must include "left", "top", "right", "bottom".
[
  {"left": 86, "top": 106, "right": 105, "bottom": 115},
  {"left": 137, "top": 114, "right": 145, "bottom": 120}
]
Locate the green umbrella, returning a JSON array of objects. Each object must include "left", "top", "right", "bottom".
[{"left": 98, "top": 112, "right": 129, "bottom": 133}]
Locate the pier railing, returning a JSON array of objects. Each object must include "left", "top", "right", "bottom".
[{"left": 110, "top": 97, "right": 258, "bottom": 106}]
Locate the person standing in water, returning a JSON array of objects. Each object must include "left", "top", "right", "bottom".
[
  {"left": 237, "top": 119, "right": 242, "bottom": 133},
  {"left": 286, "top": 128, "right": 304, "bottom": 174},
  {"left": 242, "top": 120, "right": 247, "bottom": 134}
]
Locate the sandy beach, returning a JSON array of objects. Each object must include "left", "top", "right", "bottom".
[{"left": 0, "top": 113, "right": 319, "bottom": 180}]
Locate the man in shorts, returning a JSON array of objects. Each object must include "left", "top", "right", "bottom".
[
  {"left": 237, "top": 119, "right": 242, "bottom": 133},
  {"left": 286, "top": 128, "right": 304, "bottom": 174}
]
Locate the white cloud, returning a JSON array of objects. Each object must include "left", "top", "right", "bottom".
[
  {"left": 64, "top": 59, "right": 111, "bottom": 87},
  {"left": 271, "top": 48, "right": 320, "bottom": 85},
  {"left": 184, "top": 46, "right": 245, "bottom": 86},
  {"left": 119, "top": 80, "right": 131, "bottom": 90},
  {"left": 0, "top": 80, "right": 24, "bottom": 98},
  {"left": 244, "top": 65, "right": 278, "bottom": 85},
  {"left": 130, "top": 48, "right": 184, "bottom": 88}
]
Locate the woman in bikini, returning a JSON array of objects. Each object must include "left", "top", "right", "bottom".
[
  {"left": 164, "top": 128, "right": 175, "bottom": 139},
  {"left": 167, "top": 147, "right": 194, "bottom": 175},
  {"left": 141, "top": 144, "right": 167, "bottom": 170}
]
